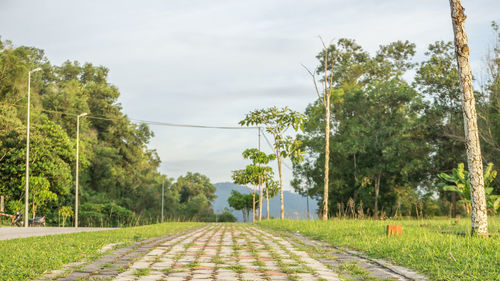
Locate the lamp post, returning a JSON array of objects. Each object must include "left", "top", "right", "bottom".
[
  {"left": 75, "top": 112, "right": 87, "bottom": 228},
  {"left": 25, "top": 67, "right": 42, "bottom": 227}
]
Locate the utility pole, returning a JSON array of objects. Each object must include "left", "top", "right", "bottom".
[
  {"left": 25, "top": 67, "right": 42, "bottom": 227},
  {"left": 75, "top": 112, "right": 87, "bottom": 228},
  {"left": 161, "top": 180, "right": 164, "bottom": 223}
]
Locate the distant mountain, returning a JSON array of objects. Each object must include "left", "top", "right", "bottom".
[{"left": 213, "top": 182, "right": 318, "bottom": 222}]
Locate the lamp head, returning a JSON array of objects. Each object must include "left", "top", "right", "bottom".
[
  {"left": 78, "top": 113, "right": 88, "bottom": 117},
  {"left": 30, "top": 67, "right": 42, "bottom": 73}
]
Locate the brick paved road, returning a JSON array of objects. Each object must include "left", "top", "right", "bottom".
[
  {"left": 45, "top": 224, "right": 427, "bottom": 281},
  {"left": 115, "top": 225, "right": 339, "bottom": 281}
]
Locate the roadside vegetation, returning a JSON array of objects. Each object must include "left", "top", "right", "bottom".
[
  {"left": 0, "top": 222, "right": 202, "bottom": 281},
  {"left": 258, "top": 218, "right": 500, "bottom": 281},
  {"left": 0, "top": 39, "right": 223, "bottom": 226}
]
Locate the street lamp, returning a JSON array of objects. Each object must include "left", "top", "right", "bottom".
[
  {"left": 25, "top": 67, "right": 42, "bottom": 227},
  {"left": 75, "top": 112, "right": 87, "bottom": 228}
]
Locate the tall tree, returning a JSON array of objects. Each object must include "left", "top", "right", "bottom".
[
  {"left": 449, "top": 0, "right": 488, "bottom": 236},
  {"left": 302, "top": 38, "right": 342, "bottom": 221},
  {"left": 294, "top": 39, "right": 429, "bottom": 218},
  {"left": 240, "top": 107, "right": 305, "bottom": 219},
  {"left": 414, "top": 41, "right": 465, "bottom": 217}
]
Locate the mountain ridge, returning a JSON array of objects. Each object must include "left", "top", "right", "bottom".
[{"left": 212, "top": 182, "right": 318, "bottom": 222}]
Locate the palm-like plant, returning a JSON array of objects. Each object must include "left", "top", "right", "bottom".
[{"left": 438, "top": 163, "right": 500, "bottom": 214}]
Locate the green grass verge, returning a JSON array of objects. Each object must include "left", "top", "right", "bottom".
[
  {"left": 257, "top": 217, "right": 500, "bottom": 281},
  {"left": 0, "top": 222, "right": 203, "bottom": 281}
]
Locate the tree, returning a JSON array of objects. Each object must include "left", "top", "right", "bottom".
[
  {"left": 171, "top": 172, "right": 216, "bottom": 204},
  {"left": 294, "top": 39, "right": 429, "bottom": 218},
  {"left": 216, "top": 208, "right": 237, "bottom": 222},
  {"left": 414, "top": 41, "right": 465, "bottom": 217},
  {"left": 58, "top": 205, "right": 73, "bottom": 227},
  {"left": 239, "top": 107, "right": 305, "bottom": 219},
  {"left": 227, "top": 190, "right": 254, "bottom": 222},
  {"left": 302, "top": 38, "right": 344, "bottom": 221},
  {"left": 0, "top": 37, "right": 224, "bottom": 226},
  {"left": 449, "top": 0, "right": 488, "bottom": 236},
  {"left": 170, "top": 172, "right": 217, "bottom": 221},
  {"left": 264, "top": 178, "right": 279, "bottom": 219},
  {"left": 241, "top": 148, "right": 275, "bottom": 221}
]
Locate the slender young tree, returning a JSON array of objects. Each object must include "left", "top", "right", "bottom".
[
  {"left": 264, "top": 178, "right": 279, "bottom": 219},
  {"left": 303, "top": 38, "right": 337, "bottom": 221},
  {"left": 242, "top": 148, "right": 275, "bottom": 221},
  {"left": 232, "top": 167, "right": 258, "bottom": 222},
  {"left": 449, "top": 0, "right": 488, "bottom": 236},
  {"left": 240, "top": 107, "right": 305, "bottom": 219}
]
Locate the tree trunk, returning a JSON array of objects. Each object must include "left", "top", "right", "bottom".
[
  {"left": 32, "top": 202, "right": 36, "bottom": 219},
  {"left": 306, "top": 195, "right": 310, "bottom": 219},
  {"left": 323, "top": 96, "right": 331, "bottom": 221},
  {"left": 266, "top": 188, "right": 270, "bottom": 219},
  {"left": 277, "top": 153, "right": 285, "bottom": 220},
  {"left": 252, "top": 186, "right": 256, "bottom": 223},
  {"left": 449, "top": 0, "right": 488, "bottom": 236},
  {"left": 451, "top": 191, "right": 457, "bottom": 218},
  {"left": 374, "top": 173, "right": 381, "bottom": 219},
  {"left": 259, "top": 176, "right": 263, "bottom": 221}
]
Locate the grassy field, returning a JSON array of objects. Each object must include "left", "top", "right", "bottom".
[
  {"left": 0, "top": 222, "right": 202, "bottom": 281},
  {"left": 258, "top": 217, "right": 500, "bottom": 281}
]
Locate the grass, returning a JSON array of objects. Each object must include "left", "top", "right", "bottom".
[
  {"left": 257, "top": 217, "right": 500, "bottom": 281},
  {"left": 0, "top": 222, "right": 202, "bottom": 281},
  {"left": 133, "top": 267, "right": 151, "bottom": 277}
]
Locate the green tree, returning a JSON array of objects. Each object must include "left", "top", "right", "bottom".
[
  {"left": 303, "top": 38, "right": 344, "bottom": 221},
  {"left": 239, "top": 107, "right": 305, "bottom": 219},
  {"left": 170, "top": 172, "right": 217, "bottom": 221},
  {"left": 294, "top": 39, "right": 429, "bottom": 218},
  {"left": 227, "top": 190, "right": 254, "bottom": 222},
  {"left": 241, "top": 148, "right": 275, "bottom": 221},
  {"left": 58, "top": 205, "right": 73, "bottom": 227},
  {"left": 263, "top": 178, "right": 279, "bottom": 219},
  {"left": 414, "top": 41, "right": 465, "bottom": 217},
  {"left": 232, "top": 166, "right": 259, "bottom": 222}
]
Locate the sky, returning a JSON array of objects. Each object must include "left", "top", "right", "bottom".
[{"left": 1, "top": 0, "right": 499, "bottom": 190}]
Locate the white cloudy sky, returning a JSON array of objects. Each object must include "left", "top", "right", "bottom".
[{"left": 1, "top": 0, "right": 499, "bottom": 189}]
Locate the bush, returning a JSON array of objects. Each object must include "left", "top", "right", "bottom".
[{"left": 217, "top": 209, "right": 237, "bottom": 222}]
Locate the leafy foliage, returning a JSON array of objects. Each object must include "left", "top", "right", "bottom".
[
  {"left": 227, "top": 190, "right": 255, "bottom": 222},
  {"left": 438, "top": 163, "right": 500, "bottom": 214},
  {"left": 0, "top": 38, "right": 218, "bottom": 225}
]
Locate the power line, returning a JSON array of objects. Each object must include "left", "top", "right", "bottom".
[
  {"left": 260, "top": 130, "right": 294, "bottom": 171},
  {"left": 0, "top": 102, "right": 258, "bottom": 130}
]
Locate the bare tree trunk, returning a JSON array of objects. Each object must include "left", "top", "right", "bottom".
[
  {"left": 32, "top": 202, "right": 36, "bottom": 219},
  {"left": 277, "top": 154, "right": 285, "bottom": 220},
  {"left": 451, "top": 191, "right": 457, "bottom": 218},
  {"left": 449, "top": 0, "right": 488, "bottom": 236},
  {"left": 259, "top": 177, "right": 263, "bottom": 221},
  {"left": 306, "top": 195, "right": 310, "bottom": 219},
  {"left": 323, "top": 96, "right": 331, "bottom": 221},
  {"left": 252, "top": 186, "right": 256, "bottom": 223},
  {"left": 304, "top": 41, "right": 335, "bottom": 222},
  {"left": 374, "top": 173, "right": 381, "bottom": 219},
  {"left": 266, "top": 188, "right": 270, "bottom": 219}
]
